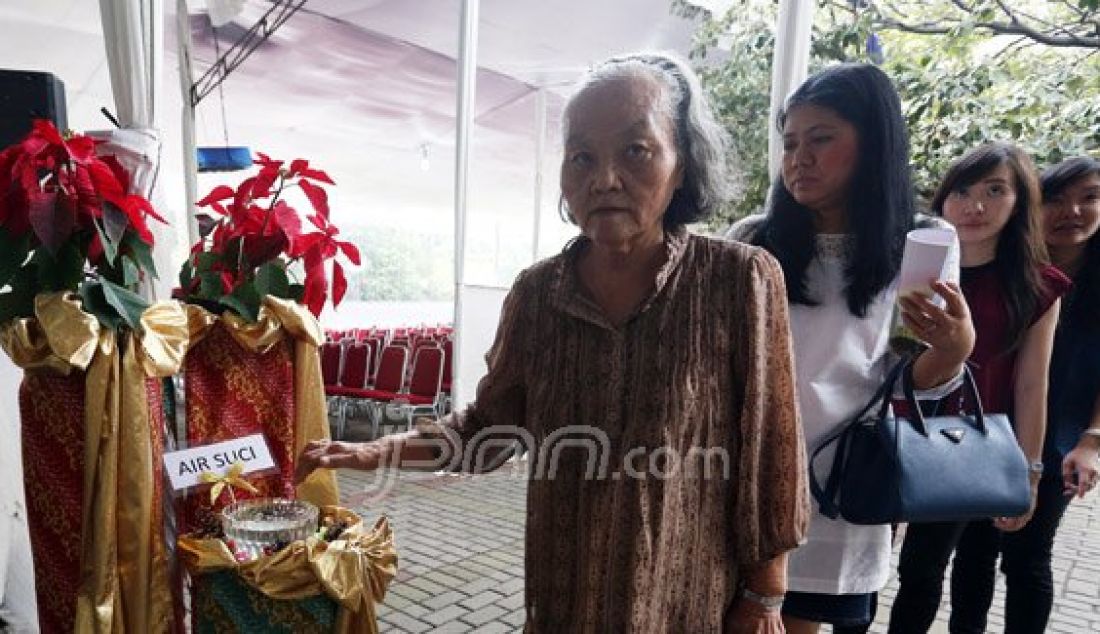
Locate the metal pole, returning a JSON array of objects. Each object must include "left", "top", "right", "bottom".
[
  {"left": 767, "top": 0, "right": 815, "bottom": 179},
  {"left": 176, "top": 0, "right": 200, "bottom": 245},
  {"left": 452, "top": 0, "right": 479, "bottom": 407},
  {"left": 531, "top": 87, "right": 546, "bottom": 262}
]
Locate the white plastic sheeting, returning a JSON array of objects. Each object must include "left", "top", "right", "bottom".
[
  {"left": 0, "top": 356, "right": 35, "bottom": 625},
  {"left": 97, "top": 0, "right": 177, "bottom": 299}
]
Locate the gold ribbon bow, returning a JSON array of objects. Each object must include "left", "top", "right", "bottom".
[{"left": 199, "top": 461, "right": 261, "bottom": 505}]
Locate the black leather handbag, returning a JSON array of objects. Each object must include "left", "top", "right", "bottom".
[{"left": 809, "top": 359, "right": 1031, "bottom": 525}]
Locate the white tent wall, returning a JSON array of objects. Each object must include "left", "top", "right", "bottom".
[{"left": 0, "top": 356, "right": 37, "bottom": 627}]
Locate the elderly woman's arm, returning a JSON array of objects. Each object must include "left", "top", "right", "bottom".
[
  {"left": 297, "top": 273, "right": 532, "bottom": 481},
  {"left": 727, "top": 251, "right": 808, "bottom": 630}
]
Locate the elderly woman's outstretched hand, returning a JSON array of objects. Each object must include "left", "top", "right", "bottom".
[{"left": 295, "top": 439, "right": 390, "bottom": 484}]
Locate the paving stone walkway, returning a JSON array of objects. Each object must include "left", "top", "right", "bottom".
[{"left": 337, "top": 461, "right": 1100, "bottom": 633}]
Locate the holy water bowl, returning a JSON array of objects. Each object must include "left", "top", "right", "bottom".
[{"left": 221, "top": 498, "right": 319, "bottom": 560}]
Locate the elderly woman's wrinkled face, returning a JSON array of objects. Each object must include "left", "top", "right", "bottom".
[
  {"left": 781, "top": 104, "right": 859, "bottom": 216},
  {"left": 561, "top": 75, "right": 683, "bottom": 251}
]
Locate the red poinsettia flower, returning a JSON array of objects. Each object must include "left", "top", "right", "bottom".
[
  {"left": 184, "top": 153, "right": 359, "bottom": 319},
  {"left": 0, "top": 119, "right": 165, "bottom": 252},
  {"left": 293, "top": 211, "right": 361, "bottom": 315}
]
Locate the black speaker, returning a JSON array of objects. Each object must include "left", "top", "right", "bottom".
[{"left": 0, "top": 69, "right": 68, "bottom": 149}]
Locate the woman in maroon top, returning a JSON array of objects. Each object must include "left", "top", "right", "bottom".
[{"left": 889, "top": 143, "right": 1072, "bottom": 634}]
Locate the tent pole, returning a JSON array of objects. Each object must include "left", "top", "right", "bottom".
[
  {"left": 767, "top": 0, "right": 815, "bottom": 179},
  {"left": 452, "top": 0, "right": 479, "bottom": 408},
  {"left": 176, "top": 0, "right": 200, "bottom": 245}
]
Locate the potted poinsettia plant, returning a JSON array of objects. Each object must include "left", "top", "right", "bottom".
[
  {"left": 0, "top": 118, "right": 164, "bottom": 327},
  {"left": 175, "top": 152, "right": 360, "bottom": 320},
  {"left": 174, "top": 153, "right": 347, "bottom": 554},
  {"left": 0, "top": 119, "right": 181, "bottom": 633}
]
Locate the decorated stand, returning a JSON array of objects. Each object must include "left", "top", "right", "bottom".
[
  {"left": 172, "top": 154, "right": 395, "bottom": 631},
  {"left": 0, "top": 121, "right": 184, "bottom": 632}
]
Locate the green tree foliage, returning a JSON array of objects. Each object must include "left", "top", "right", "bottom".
[
  {"left": 339, "top": 226, "right": 453, "bottom": 301},
  {"left": 675, "top": 0, "right": 1100, "bottom": 228}
]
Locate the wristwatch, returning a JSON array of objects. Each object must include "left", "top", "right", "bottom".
[
  {"left": 741, "top": 588, "right": 784, "bottom": 611},
  {"left": 1028, "top": 461, "right": 1045, "bottom": 478}
]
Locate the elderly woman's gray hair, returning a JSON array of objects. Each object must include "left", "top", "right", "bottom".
[{"left": 561, "top": 51, "right": 733, "bottom": 227}]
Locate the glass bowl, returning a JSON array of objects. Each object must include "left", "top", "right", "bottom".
[{"left": 220, "top": 498, "right": 319, "bottom": 560}]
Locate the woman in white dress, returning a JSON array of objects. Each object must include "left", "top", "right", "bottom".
[{"left": 728, "top": 63, "right": 975, "bottom": 633}]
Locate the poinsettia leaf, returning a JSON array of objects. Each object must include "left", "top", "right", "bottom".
[
  {"left": 196, "top": 213, "right": 218, "bottom": 238},
  {"left": 332, "top": 260, "right": 347, "bottom": 307},
  {"left": 254, "top": 261, "right": 290, "bottom": 300},
  {"left": 219, "top": 271, "right": 236, "bottom": 294},
  {"left": 198, "top": 272, "right": 224, "bottom": 300},
  {"left": 194, "top": 252, "right": 221, "bottom": 274},
  {"left": 197, "top": 185, "right": 236, "bottom": 207},
  {"left": 297, "top": 180, "right": 329, "bottom": 219},
  {"left": 254, "top": 152, "right": 282, "bottom": 169},
  {"left": 77, "top": 280, "right": 121, "bottom": 330},
  {"left": 337, "top": 240, "right": 361, "bottom": 266},
  {"left": 287, "top": 159, "right": 308, "bottom": 177},
  {"left": 28, "top": 190, "right": 75, "bottom": 254},
  {"left": 91, "top": 216, "right": 119, "bottom": 265},
  {"left": 123, "top": 232, "right": 158, "bottom": 280},
  {"left": 97, "top": 155, "right": 130, "bottom": 193},
  {"left": 294, "top": 232, "right": 326, "bottom": 256},
  {"left": 0, "top": 267, "right": 38, "bottom": 325},
  {"left": 102, "top": 202, "right": 129, "bottom": 246},
  {"left": 253, "top": 166, "right": 279, "bottom": 199},
  {"left": 271, "top": 201, "right": 302, "bottom": 243},
  {"left": 127, "top": 193, "right": 166, "bottom": 224},
  {"left": 100, "top": 278, "right": 150, "bottom": 331},
  {"left": 178, "top": 260, "right": 194, "bottom": 293},
  {"left": 90, "top": 201, "right": 129, "bottom": 265},
  {"left": 220, "top": 282, "right": 261, "bottom": 322},
  {"left": 120, "top": 205, "right": 153, "bottom": 246},
  {"left": 233, "top": 177, "right": 257, "bottom": 211},
  {"left": 86, "top": 159, "right": 126, "bottom": 207},
  {"left": 301, "top": 250, "right": 328, "bottom": 317},
  {"left": 288, "top": 283, "right": 305, "bottom": 302},
  {"left": 0, "top": 229, "right": 30, "bottom": 289},
  {"left": 121, "top": 255, "right": 141, "bottom": 287},
  {"left": 33, "top": 241, "right": 84, "bottom": 292},
  {"left": 300, "top": 168, "right": 334, "bottom": 185}
]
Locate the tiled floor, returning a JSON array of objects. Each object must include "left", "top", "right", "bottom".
[{"left": 336, "top": 458, "right": 1100, "bottom": 633}]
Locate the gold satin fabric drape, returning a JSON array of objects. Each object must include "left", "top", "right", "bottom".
[
  {"left": 184, "top": 296, "right": 339, "bottom": 507},
  {"left": 178, "top": 509, "right": 397, "bottom": 634},
  {"left": 0, "top": 293, "right": 189, "bottom": 633}
]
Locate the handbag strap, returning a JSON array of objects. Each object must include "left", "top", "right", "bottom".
[
  {"left": 808, "top": 357, "right": 910, "bottom": 519},
  {"left": 900, "top": 362, "right": 987, "bottom": 435}
]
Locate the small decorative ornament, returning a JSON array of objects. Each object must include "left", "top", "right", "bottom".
[{"left": 199, "top": 460, "right": 261, "bottom": 505}]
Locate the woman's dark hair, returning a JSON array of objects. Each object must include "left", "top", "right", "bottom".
[
  {"left": 1041, "top": 156, "right": 1100, "bottom": 328},
  {"left": 931, "top": 142, "right": 1049, "bottom": 351},
  {"left": 751, "top": 63, "right": 914, "bottom": 316},
  {"left": 560, "top": 52, "right": 732, "bottom": 229}
]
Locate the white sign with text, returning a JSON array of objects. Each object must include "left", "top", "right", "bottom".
[{"left": 164, "top": 434, "right": 277, "bottom": 491}]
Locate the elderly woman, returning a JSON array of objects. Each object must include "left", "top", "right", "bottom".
[{"left": 298, "top": 52, "right": 808, "bottom": 632}]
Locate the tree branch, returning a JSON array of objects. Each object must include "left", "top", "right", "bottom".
[
  {"left": 864, "top": 0, "right": 1100, "bottom": 49},
  {"left": 875, "top": 16, "right": 1099, "bottom": 48}
]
